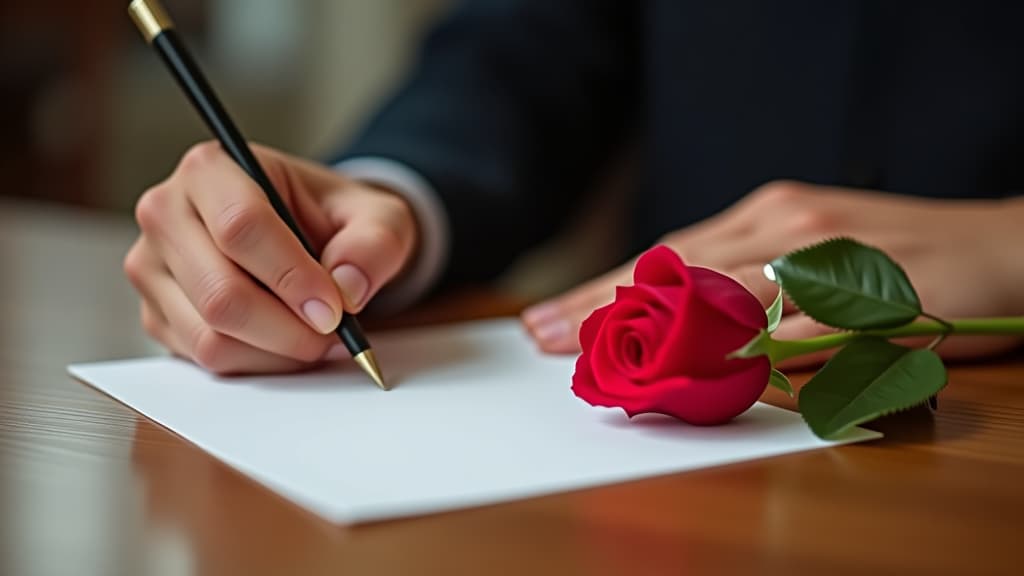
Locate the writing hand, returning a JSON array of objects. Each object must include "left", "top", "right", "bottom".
[{"left": 124, "top": 142, "right": 418, "bottom": 374}]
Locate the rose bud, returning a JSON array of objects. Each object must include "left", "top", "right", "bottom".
[{"left": 572, "top": 245, "right": 771, "bottom": 425}]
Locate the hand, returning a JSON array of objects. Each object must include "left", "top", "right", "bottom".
[
  {"left": 522, "top": 180, "right": 1024, "bottom": 362},
  {"left": 124, "top": 142, "right": 418, "bottom": 374}
]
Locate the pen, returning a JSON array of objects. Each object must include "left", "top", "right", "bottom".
[{"left": 128, "top": 0, "right": 387, "bottom": 390}]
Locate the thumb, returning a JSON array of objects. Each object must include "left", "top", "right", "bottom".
[{"left": 318, "top": 190, "right": 417, "bottom": 313}]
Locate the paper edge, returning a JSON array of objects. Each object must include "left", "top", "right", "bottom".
[{"left": 68, "top": 358, "right": 883, "bottom": 525}]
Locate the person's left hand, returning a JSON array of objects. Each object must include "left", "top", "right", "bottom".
[{"left": 521, "top": 180, "right": 1024, "bottom": 363}]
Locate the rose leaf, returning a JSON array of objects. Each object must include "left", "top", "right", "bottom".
[
  {"left": 798, "top": 336, "right": 947, "bottom": 439},
  {"left": 769, "top": 368, "right": 793, "bottom": 397},
  {"left": 769, "top": 238, "right": 921, "bottom": 330}
]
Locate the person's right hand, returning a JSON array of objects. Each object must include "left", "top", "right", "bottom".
[{"left": 124, "top": 141, "right": 419, "bottom": 375}]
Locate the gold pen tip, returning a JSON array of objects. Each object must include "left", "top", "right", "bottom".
[
  {"left": 353, "top": 350, "right": 388, "bottom": 391},
  {"left": 128, "top": 0, "right": 174, "bottom": 44}
]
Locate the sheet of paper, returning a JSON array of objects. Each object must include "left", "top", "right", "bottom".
[{"left": 69, "top": 319, "right": 880, "bottom": 524}]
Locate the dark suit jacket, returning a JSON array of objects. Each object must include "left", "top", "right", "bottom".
[{"left": 339, "top": 0, "right": 1024, "bottom": 288}]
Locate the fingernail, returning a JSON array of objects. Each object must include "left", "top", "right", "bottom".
[
  {"left": 324, "top": 343, "right": 348, "bottom": 361},
  {"left": 302, "top": 299, "right": 339, "bottom": 334},
  {"left": 534, "top": 319, "right": 571, "bottom": 343},
  {"left": 522, "top": 302, "right": 560, "bottom": 326},
  {"left": 332, "top": 264, "right": 370, "bottom": 311}
]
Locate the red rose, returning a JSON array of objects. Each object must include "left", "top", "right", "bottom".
[{"left": 572, "top": 246, "right": 771, "bottom": 425}]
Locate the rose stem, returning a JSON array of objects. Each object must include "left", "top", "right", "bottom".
[{"left": 770, "top": 316, "right": 1024, "bottom": 363}]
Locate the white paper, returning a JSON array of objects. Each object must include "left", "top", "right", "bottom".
[{"left": 69, "top": 319, "right": 880, "bottom": 524}]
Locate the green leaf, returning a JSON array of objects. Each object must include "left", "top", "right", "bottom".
[
  {"left": 769, "top": 238, "right": 921, "bottom": 330},
  {"left": 769, "top": 368, "right": 793, "bottom": 397},
  {"left": 765, "top": 287, "right": 784, "bottom": 333},
  {"left": 727, "top": 329, "right": 771, "bottom": 360},
  {"left": 798, "top": 337, "right": 947, "bottom": 439}
]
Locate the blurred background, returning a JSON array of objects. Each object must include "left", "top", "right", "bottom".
[
  {"left": 2, "top": 0, "right": 450, "bottom": 210},
  {"left": 1, "top": 0, "right": 623, "bottom": 298}
]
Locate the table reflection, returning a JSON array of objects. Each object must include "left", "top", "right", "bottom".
[{"left": 130, "top": 418, "right": 345, "bottom": 575}]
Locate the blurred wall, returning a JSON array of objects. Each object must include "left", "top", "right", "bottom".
[
  {"left": 1, "top": 1, "right": 122, "bottom": 207},
  {"left": 1, "top": 0, "right": 448, "bottom": 210},
  {"left": 104, "top": 0, "right": 451, "bottom": 211}
]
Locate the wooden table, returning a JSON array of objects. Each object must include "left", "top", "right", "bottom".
[{"left": 1, "top": 199, "right": 1021, "bottom": 576}]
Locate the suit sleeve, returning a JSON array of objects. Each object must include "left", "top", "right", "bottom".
[{"left": 336, "top": 0, "right": 638, "bottom": 288}]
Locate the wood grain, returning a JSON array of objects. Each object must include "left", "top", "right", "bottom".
[{"left": 1, "top": 198, "right": 1021, "bottom": 576}]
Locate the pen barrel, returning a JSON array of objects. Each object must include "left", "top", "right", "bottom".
[
  {"left": 151, "top": 31, "right": 317, "bottom": 257},
  {"left": 338, "top": 315, "right": 370, "bottom": 352}
]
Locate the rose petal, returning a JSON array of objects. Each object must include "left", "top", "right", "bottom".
[
  {"left": 598, "top": 285, "right": 681, "bottom": 379},
  {"left": 607, "top": 285, "right": 678, "bottom": 328},
  {"left": 572, "top": 350, "right": 665, "bottom": 415},
  {"left": 650, "top": 301, "right": 742, "bottom": 378},
  {"left": 689, "top": 267, "right": 768, "bottom": 331},
  {"left": 577, "top": 303, "right": 656, "bottom": 406},
  {"left": 573, "top": 342, "right": 644, "bottom": 412},
  {"left": 593, "top": 319, "right": 653, "bottom": 399},
  {"left": 620, "top": 318, "right": 657, "bottom": 367},
  {"left": 648, "top": 268, "right": 765, "bottom": 379},
  {"left": 602, "top": 322, "right": 636, "bottom": 376},
  {"left": 618, "top": 358, "right": 770, "bottom": 424},
  {"left": 578, "top": 303, "right": 613, "bottom": 351},
  {"left": 574, "top": 305, "right": 656, "bottom": 412},
  {"left": 633, "top": 245, "right": 691, "bottom": 288},
  {"left": 573, "top": 246, "right": 773, "bottom": 426},
  {"left": 621, "top": 333, "right": 644, "bottom": 369},
  {"left": 628, "top": 248, "right": 766, "bottom": 379}
]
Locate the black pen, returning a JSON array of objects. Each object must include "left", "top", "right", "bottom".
[{"left": 128, "top": 0, "right": 387, "bottom": 390}]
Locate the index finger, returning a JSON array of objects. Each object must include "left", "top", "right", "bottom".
[{"left": 177, "top": 142, "right": 344, "bottom": 334}]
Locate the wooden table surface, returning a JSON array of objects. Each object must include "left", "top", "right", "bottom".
[{"left": 1, "top": 198, "right": 1021, "bottom": 576}]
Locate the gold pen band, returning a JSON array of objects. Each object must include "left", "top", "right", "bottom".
[{"left": 128, "top": 0, "right": 174, "bottom": 44}]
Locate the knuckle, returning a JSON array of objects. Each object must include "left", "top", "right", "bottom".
[
  {"left": 135, "top": 185, "right": 169, "bottom": 232},
  {"left": 363, "top": 224, "right": 405, "bottom": 255},
  {"left": 191, "top": 327, "right": 231, "bottom": 374},
  {"left": 753, "top": 180, "right": 807, "bottom": 205},
  {"left": 123, "top": 242, "right": 145, "bottom": 287},
  {"left": 213, "top": 201, "right": 268, "bottom": 253},
  {"left": 196, "top": 273, "right": 249, "bottom": 331},
  {"left": 178, "top": 141, "right": 221, "bottom": 174},
  {"left": 380, "top": 193, "right": 414, "bottom": 225},
  {"left": 139, "top": 304, "right": 162, "bottom": 340},
  {"left": 785, "top": 208, "right": 834, "bottom": 235}
]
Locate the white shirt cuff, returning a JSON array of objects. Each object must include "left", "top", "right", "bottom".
[{"left": 334, "top": 157, "right": 450, "bottom": 312}]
